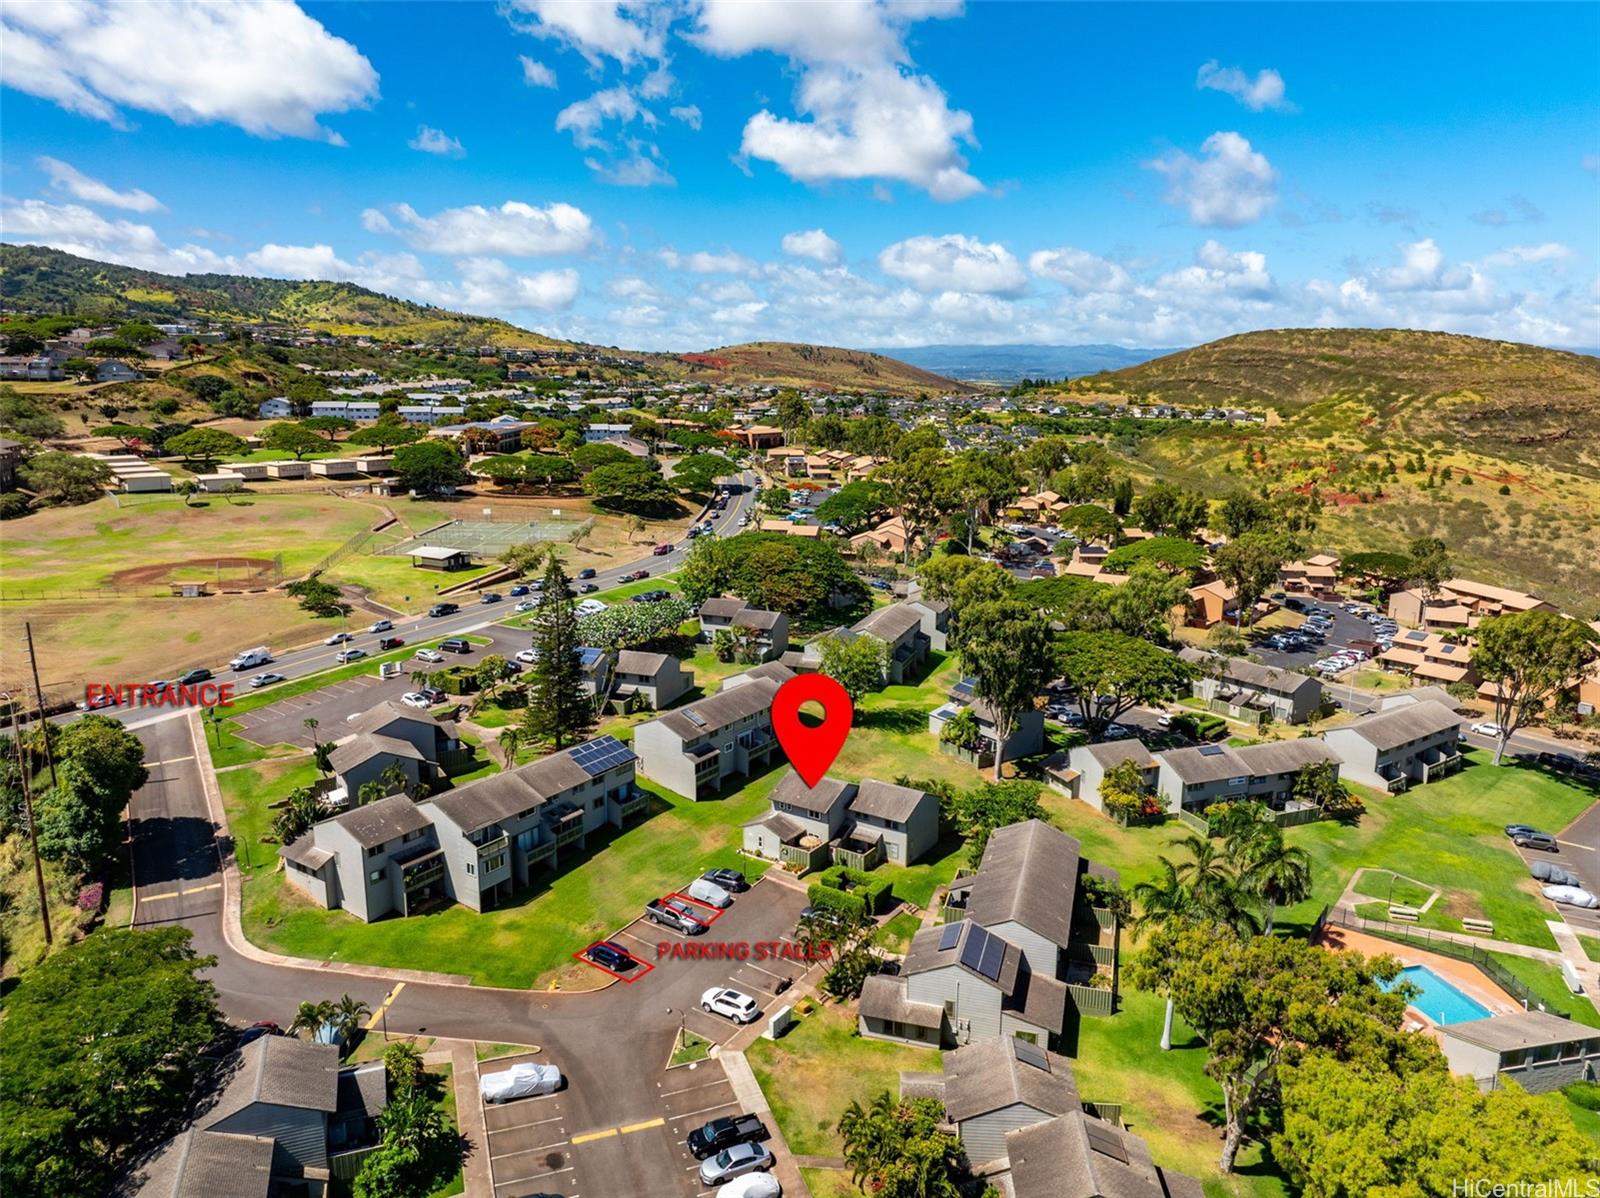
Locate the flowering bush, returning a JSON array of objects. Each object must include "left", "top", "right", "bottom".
[{"left": 76, "top": 882, "right": 104, "bottom": 913}]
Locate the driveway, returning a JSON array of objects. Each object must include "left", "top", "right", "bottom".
[{"left": 1542, "top": 802, "right": 1600, "bottom": 935}]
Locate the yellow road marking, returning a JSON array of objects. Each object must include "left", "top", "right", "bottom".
[
  {"left": 141, "top": 882, "right": 222, "bottom": 903},
  {"left": 570, "top": 1127, "right": 618, "bottom": 1145},
  {"left": 620, "top": 1117, "right": 665, "bottom": 1135},
  {"left": 364, "top": 982, "right": 406, "bottom": 1031}
]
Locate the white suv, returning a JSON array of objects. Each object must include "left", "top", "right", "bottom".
[{"left": 701, "top": 988, "right": 760, "bottom": 1024}]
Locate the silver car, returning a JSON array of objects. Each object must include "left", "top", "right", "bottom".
[{"left": 699, "top": 1141, "right": 774, "bottom": 1186}]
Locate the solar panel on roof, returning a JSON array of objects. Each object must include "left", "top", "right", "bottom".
[
  {"left": 1199, "top": 745, "right": 1224, "bottom": 756},
  {"left": 684, "top": 710, "right": 707, "bottom": 727},
  {"left": 938, "top": 922, "right": 962, "bottom": 951},
  {"left": 958, "top": 924, "right": 989, "bottom": 973},
  {"left": 1012, "top": 1038, "right": 1049, "bottom": 1071},
  {"left": 977, "top": 933, "right": 1005, "bottom": 981},
  {"left": 1084, "top": 1121, "right": 1130, "bottom": 1164},
  {"left": 570, "top": 736, "right": 633, "bottom": 777}
]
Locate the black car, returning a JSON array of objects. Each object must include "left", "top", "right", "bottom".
[
  {"left": 702, "top": 868, "right": 748, "bottom": 893},
  {"left": 439, "top": 638, "right": 473, "bottom": 654},
  {"left": 687, "top": 1114, "right": 768, "bottom": 1160},
  {"left": 586, "top": 941, "right": 635, "bottom": 971},
  {"left": 479, "top": 592, "right": 503, "bottom": 605},
  {"left": 579, "top": 583, "right": 599, "bottom": 594},
  {"left": 578, "top": 568, "right": 597, "bottom": 579},
  {"left": 428, "top": 603, "right": 459, "bottom": 617},
  {"left": 631, "top": 589, "right": 671, "bottom": 603},
  {"left": 509, "top": 585, "right": 530, "bottom": 597},
  {"left": 177, "top": 667, "right": 213, "bottom": 685}
]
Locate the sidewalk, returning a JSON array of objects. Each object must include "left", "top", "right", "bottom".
[{"left": 721, "top": 1050, "right": 812, "bottom": 1198}]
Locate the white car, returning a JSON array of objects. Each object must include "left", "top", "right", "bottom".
[
  {"left": 718, "top": 1174, "right": 781, "bottom": 1198},
  {"left": 514, "top": 600, "right": 538, "bottom": 613},
  {"left": 479, "top": 1061, "right": 563, "bottom": 1103},
  {"left": 701, "top": 987, "right": 760, "bottom": 1024},
  {"left": 575, "top": 598, "right": 608, "bottom": 617},
  {"left": 1542, "top": 885, "right": 1600, "bottom": 909},
  {"left": 368, "top": 619, "right": 393, "bottom": 634},
  {"left": 515, "top": 649, "right": 538, "bottom": 664},
  {"left": 414, "top": 648, "right": 444, "bottom": 663},
  {"left": 324, "top": 632, "right": 354, "bottom": 645},
  {"left": 686, "top": 877, "right": 733, "bottom": 909},
  {"left": 401, "top": 692, "right": 432, "bottom": 709},
  {"left": 335, "top": 648, "right": 367, "bottom": 664},
  {"left": 249, "top": 672, "right": 286, "bottom": 689},
  {"left": 1471, "top": 722, "right": 1505, "bottom": 738}
]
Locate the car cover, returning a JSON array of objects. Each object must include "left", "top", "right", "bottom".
[{"left": 480, "top": 1062, "right": 561, "bottom": 1102}]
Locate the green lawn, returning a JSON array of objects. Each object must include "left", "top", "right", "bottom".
[
  {"left": 670, "top": 1028, "right": 711, "bottom": 1067},
  {"left": 1068, "top": 989, "right": 1289, "bottom": 1198},
  {"left": 429, "top": 1064, "right": 465, "bottom": 1198},
  {"left": 1487, "top": 952, "right": 1600, "bottom": 1028},
  {"left": 1042, "top": 751, "right": 1595, "bottom": 951},
  {"left": 1544, "top": 1088, "right": 1600, "bottom": 1149},
  {"left": 1580, "top": 936, "right": 1600, "bottom": 964},
  {"left": 236, "top": 773, "right": 776, "bottom": 987},
  {"left": 219, "top": 756, "right": 323, "bottom": 876},
  {"left": 1351, "top": 869, "right": 1436, "bottom": 909},
  {"left": 745, "top": 1001, "right": 940, "bottom": 1157},
  {"left": 873, "top": 911, "right": 924, "bottom": 954}
]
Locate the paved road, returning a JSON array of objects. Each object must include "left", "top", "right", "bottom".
[
  {"left": 62, "top": 473, "right": 758, "bottom": 731},
  {"left": 122, "top": 703, "right": 807, "bottom": 1198}
]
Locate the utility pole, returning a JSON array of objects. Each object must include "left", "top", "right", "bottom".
[
  {"left": 23, "top": 622, "right": 58, "bottom": 790},
  {"left": 7, "top": 701, "right": 52, "bottom": 946}
]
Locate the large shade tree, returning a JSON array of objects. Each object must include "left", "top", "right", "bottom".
[{"left": 1473, "top": 610, "right": 1598, "bottom": 764}]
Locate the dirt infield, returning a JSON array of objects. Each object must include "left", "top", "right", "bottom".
[{"left": 110, "top": 557, "right": 278, "bottom": 586}]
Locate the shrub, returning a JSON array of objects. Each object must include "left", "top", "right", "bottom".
[
  {"left": 76, "top": 882, "right": 104, "bottom": 913},
  {"left": 0, "top": 492, "right": 31, "bottom": 520},
  {"left": 1563, "top": 1081, "right": 1600, "bottom": 1112},
  {"left": 805, "top": 883, "right": 865, "bottom": 925},
  {"left": 383, "top": 1042, "right": 424, "bottom": 1095},
  {"left": 812, "top": 865, "right": 894, "bottom": 915}
]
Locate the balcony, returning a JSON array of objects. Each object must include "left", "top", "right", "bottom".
[
  {"left": 614, "top": 789, "right": 649, "bottom": 819},
  {"left": 477, "top": 832, "right": 509, "bottom": 862},
  {"left": 524, "top": 838, "right": 556, "bottom": 866}
]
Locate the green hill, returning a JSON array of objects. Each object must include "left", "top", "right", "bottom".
[
  {"left": 0, "top": 243, "right": 565, "bottom": 348},
  {"left": 1065, "top": 327, "right": 1600, "bottom": 475},
  {"left": 645, "top": 340, "right": 983, "bottom": 395}
]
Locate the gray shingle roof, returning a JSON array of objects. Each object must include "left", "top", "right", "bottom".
[
  {"left": 941, "top": 1038, "right": 1080, "bottom": 1123},
  {"left": 1083, "top": 740, "right": 1157, "bottom": 770},
  {"left": 698, "top": 597, "right": 747, "bottom": 619},
  {"left": 735, "top": 608, "right": 783, "bottom": 631},
  {"left": 849, "top": 779, "right": 931, "bottom": 823},
  {"left": 278, "top": 838, "right": 333, "bottom": 870},
  {"left": 1179, "top": 648, "right": 1320, "bottom": 699},
  {"left": 427, "top": 737, "right": 628, "bottom": 833},
  {"left": 1005, "top": 1111, "right": 1203, "bottom": 1198},
  {"left": 1230, "top": 738, "right": 1341, "bottom": 776},
  {"left": 1335, "top": 699, "right": 1461, "bottom": 751},
  {"left": 967, "top": 819, "right": 1081, "bottom": 949},
  {"left": 347, "top": 700, "right": 445, "bottom": 738},
  {"left": 769, "top": 771, "right": 852, "bottom": 816},
  {"left": 125, "top": 1127, "right": 273, "bottom": 1198},
  {"left": 1157, "top": 744, "right": 1250, "bottom": 785},
  {"left": 741, "top": 810, "right": 807, "bottom": 840},
  {"left": 857, "top": 974, "right": 944, "bottom": 1029},
  {"left": 852, "top": 602, "right": 924, "bottom": 641},
  {"left": 615, "top": 649, "right": 671, "bottom": 676},
  {"left": 330, "top": 793, "right": 432, "bottom": 849},
  {"left": 200, "top": 1036, "right": 340, "bottom": 1126},
  {"left": 328, "top": 731, "right": 424, "bottom": 775},
  {"left": 1442, "top": 1010, "right": 1600, "bottom": 1053},
  {"left": 656, "top": 676, "right": 780, "bottom": 738}
]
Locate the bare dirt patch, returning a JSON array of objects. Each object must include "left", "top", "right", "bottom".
[{"left": 110, "top": 557, "right": 278, "bottom": 587}]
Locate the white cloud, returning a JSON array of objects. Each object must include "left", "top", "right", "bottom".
[
  {"left": 693, "top": 0, "right": 981, "bottom": 201},
  {"left": 504, "top": 0, "right": 662, "bottom": 68},
  {"left": 1483, "top": 243, "right": 1573, "bottom": 267},
  {"left": 1584, "top": 153, "right": 1600, "bottom": 172},
  {"left": 781, "top": 228, "right": 842, "bottom": 264},
  {"left": 1469, "top": 195, "right": 1543, "bottom": 226},
  {"left": 1374, "top": 238, "right": 1477, "bottom": 292},
  {"left": 362, "top": 200, "right": 595, "bottom": 256},
  {"left": 35, "top": 156, "right": 162, "bottom": 212},
  {"left": 518, "top": 55, "right": 557, "bottom": 88},
  {"left": 1195, "top": 61, "right": 1292, "bottom": 112},
  {"left": 659, "top": 247, "right": 757, "bottom": 275},
  {"left": 670, "top": 104, "right": 702, "bottom": 129},
  {"left": 586, "top": 149, "right": 674, "bottom": 187},
  {"left": 0, "top": 0, "right": 377, "bottom": 142},
  {"left": 555, "top": 85, "right": 674, "bottom": 186},
  {"left": 556, "top": 85, "right": 653, "bottom": 150},
  {"left": 1152, "top": 240, "right": 1276, "bottom": 300},
  {"left": 1029, "top": 246, "right": 1131, "bottom": 293},
  {"left": 0, "top": 197, "right": 230, "bottom": 274},
  {"left": 1148, "top": 131, "right": 1278, "bottom": 228},
  {"left": 408, "top": 125, "right": 465, "bottom": 158},
  {"left": 445, "top": 257, "right": 580, "bottom": 312},
  {"left": 878, "top": 234, "right": 1025, "bottom": 294}
]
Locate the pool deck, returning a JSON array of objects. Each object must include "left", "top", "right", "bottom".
[{"left": 1317, "top": 925, "right": 1520, "bottom": 1021}]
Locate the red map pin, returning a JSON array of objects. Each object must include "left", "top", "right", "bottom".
[{"left": 771, "top": 674, "right": 853, "bottom": 787}]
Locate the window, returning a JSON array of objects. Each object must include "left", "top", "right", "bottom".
[
  {"left": 484, "top": 853, "right": 506, "bottom": 873},
  {"left": 466, "top": 863, "right": 475, "bottom": 876},
  {"left": 591, "top": 797, "right": 602, "bottom": 810},
  {"left": 368, "top": 869, "right": 383, "bottom": 883},
  {"left": 366, "top": 845, "right": 381, "bottom": 858},
  {"left": 888, "top": 843, "right": 900, "bottom": 860}
]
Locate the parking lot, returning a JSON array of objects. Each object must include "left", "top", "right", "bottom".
[
  {"left": 1531, "top": 803, "right": 1600, "bottom": 935},
  {"left": 480, "top": 1051, "right": 578, "bottom": 1198},
  {"left": 230, "top": 627, "right": 528, "bottom": 747},
  {"left": 1252, "top": 601, "right": 1382, "bottom": 672}
]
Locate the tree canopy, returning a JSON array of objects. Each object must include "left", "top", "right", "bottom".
[
  {"left": 680, "top": 531, "right": 866, "bottom": 622},
  {"left": 583, "top": 458, "right": 677, "bottom": 513},
  {"left": 20, "top": 451, "right": 113, "bottom": 505},
  {"left": 1474, "top": 610, "right": 1599, "bottom": 764},
  {"left": 959, "top": 597, "right": 1058, "bottom": 779},
  {"left": 815, "top": 479, "right": 894, "bottom": 533},
  {"left": 0, "top": 928, "right": 220, "bottom": 1198},
  {"left": 164, "top": 428, "right": 245, "bottom": 467},
  {"left": 261, "top": 421, "right": 327, "bottom": 460},
  {"left": 1056, "top": 631, "right": 1193, "bottom": 736},
  {"left": 392, "top": 440, "right": 469, "bottom": 494}
]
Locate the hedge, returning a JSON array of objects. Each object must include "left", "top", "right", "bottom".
[
  {"left": 808, "top": 865, "right": 895, "bottom": 921},
  {"left": 1172, "top": 712, "right": 1227, "bottom": 741}
]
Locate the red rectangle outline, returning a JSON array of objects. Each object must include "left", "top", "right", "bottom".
[
  {"left": 668, "top": 891, "right": 726, "bottom": 926},
  {"left": 573, "top": 942, "right": 657, "bottom": 984}
]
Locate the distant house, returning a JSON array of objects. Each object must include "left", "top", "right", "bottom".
[
  {"left": 96, "top": 359, "right": 142, "bottom": 383},
  {"left": 1186, "top": 578, "right": 1237, "bottom": 628},
  {"left": 0, "top": 355, "right": 63, "bottom": 381},
  {"left": 1388, "top": 578, "right": 1554, "bottom": 631},
  {"left": 631, "top": 668, "right": 788, "bottom": 799},
  {"left": 1066, "top": 740, "right": 1160, "bottom": 813},
  {"left": 1439, "top": 1010, "right": 1600, "bottom": 1095},
  {"left": 742, "top": 771, "right": 938, "bottom": 869},
  {"left": 1377, "top": 629, "right": 1479, "bottom": 688},
  {"left": 123, "top": 1036, "right": 385, "bottom": 1198},
  {"left": 1279, "top": 552, "right": 1341, "bottom": 596},
  {"left": 611, "top": 650, "right": 691, "bottom": 710},
  {"left": 850, "top": 516, "right": 912, "bottom": 557},
  {"left": 0, "top": 437, "right": 21, "bottom": 492},
  {"left": 257, "top": 396, "right": 294, "bottom": 420},
  {"left": 1154, "top": 739, "right": 1342, "bottom": 813},
  {"left": 1002, "top": 1112, "right": 1205, "bottom": 1198},
  {"left": 1322, "top": 699, "right": 1463, "bottom": 792},
  {"left": 849, "top": 599, "right": 948, "bottom": 683},
  {"left": 696, "top": 597, "right": 790, "bottom": 661},
  {"left": 1179, "top": 647, "right": 1324, "bottom": 724},
  {"left": 194, "top": 472, "right": 246, "bottom": 493},
  {"left": 927, "top": 697, "right": 1046, "bottom": 765}
]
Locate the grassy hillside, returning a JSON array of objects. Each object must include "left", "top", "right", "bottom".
[
  {"left": 645, "top": 340, "right": 983, "bottom": 395},
  {"left": 0, "top": 244, "right": 564, "bottom": 348},
  {"left": 1065, "top": 327, "right": 1600, "bottom": 476}
]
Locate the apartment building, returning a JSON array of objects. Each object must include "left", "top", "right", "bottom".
[
  {"left": 1322, "top": 699, "right": 1464, "bottom": 792},
  {"left": 1179, "top": 648, "right": 1325, "bottom": 724},
  {"left": 631, "top": 670, "right": 787, "bottom": 799}
]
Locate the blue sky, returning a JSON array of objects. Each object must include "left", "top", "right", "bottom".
[{"left": 2, "top": 1, "right": 1596, "bottom": 350}]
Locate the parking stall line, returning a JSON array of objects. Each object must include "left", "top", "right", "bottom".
[
  {"left": 570, "top": 1127, "right": 618, "bottom": 1145},
  {"left": 673, "top": 1100, "right": 740, "bottom": 1124},
  {"left": 491, "top": 1139, "right": 571, "bottom": 1162},
  {"left": 659, "top": 1078, "right": 731, "bottom": 1100},
  {"left": 496, "top": 1164, "right": 575, "bottom": 1186}
]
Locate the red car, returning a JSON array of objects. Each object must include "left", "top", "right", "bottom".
[
  {"left": 652, "top": 543, "right": 673, "bottom": 556},
  {"left": 378, "top": 636, "right": 405, "bottom": 650}
]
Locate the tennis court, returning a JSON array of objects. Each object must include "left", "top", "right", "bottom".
[{"left": 380, "top": 517, "right": 587, "bottom": 557}]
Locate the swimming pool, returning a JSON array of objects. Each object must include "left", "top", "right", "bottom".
[{"left": 1383, "top": 964, "right": 1493, "bottom": 1025}]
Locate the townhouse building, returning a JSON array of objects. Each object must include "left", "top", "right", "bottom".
[
  {"left": 742, "top": 771, "right": 938, "bottom": 869},
  {"left": 1179, "top": 648, "right": 1325, "bottom": 724},
  {"left": 1322, "top": 699, "right": 1464, "bottom": 792},
  {"left": 631, "top": 669, "right": 788, "bottom": 799}
]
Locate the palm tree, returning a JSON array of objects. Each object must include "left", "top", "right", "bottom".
[
  {"left": 838, "top": 1092, "right": 899, "bottom": 1189},
  {"left": 1239, "top": 835, "right": 1312, "bottom": 934},
  {"left": 333, "top": 993, "right": 371, "bottom": 1041},
  {"left": 498, "top": 726, "right": 523, "bottom": 769},
  {"left": 1131, "top": 858, "right": 1198, "bottom": 1051},
  {"left": 290, "top": 999, "right": 336, "bottom": 1039}
]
